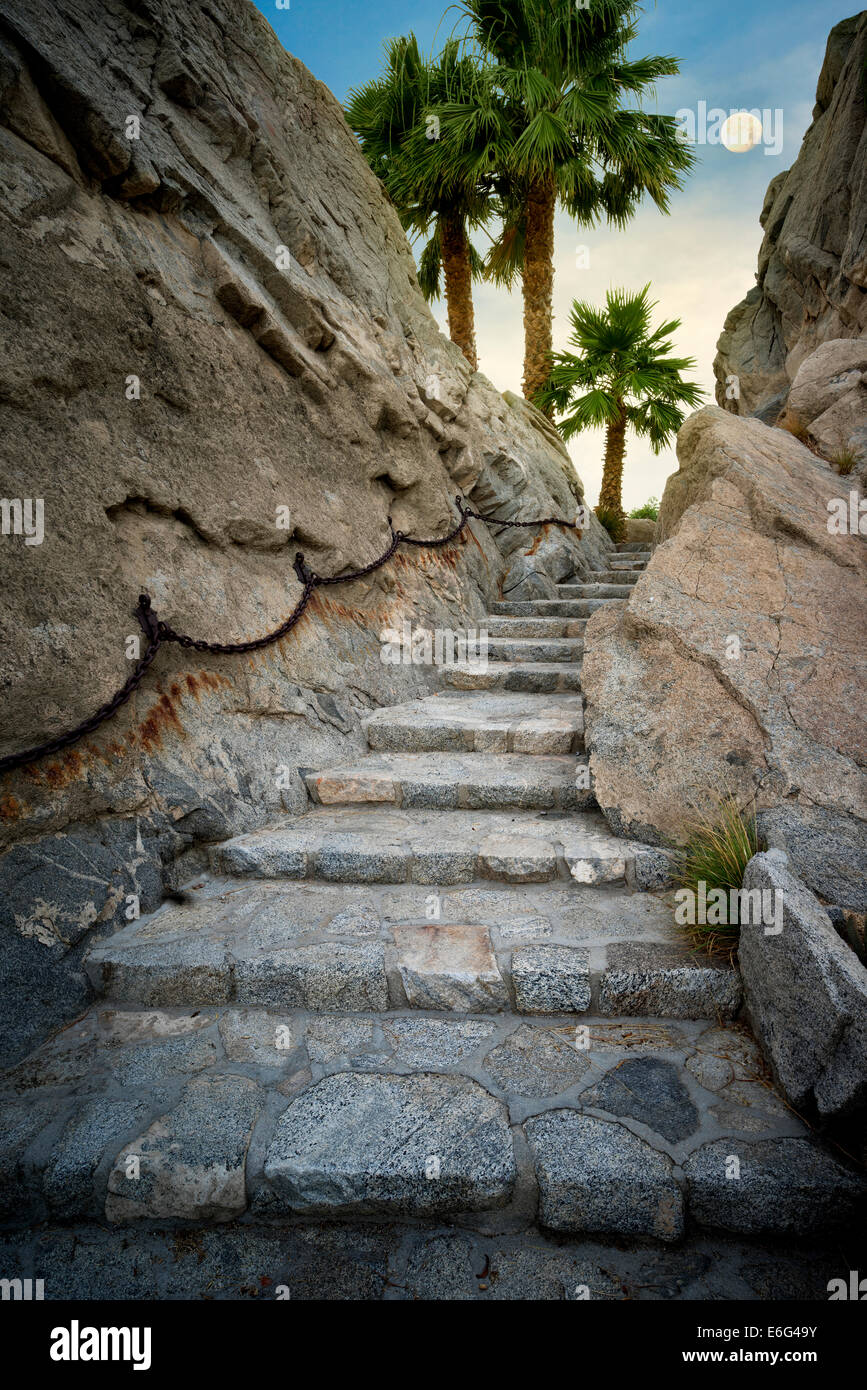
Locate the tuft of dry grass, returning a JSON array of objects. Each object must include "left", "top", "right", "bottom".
[
  {"left": 832, "top": 445, "right": 858, "bottom": 476},
  {"left": 777, "top": 413, "right": 826, "bottom": 459},
  {"left": 780, "top": 413, "right": 810, "bottom": 443},
  {"left": 675, "top": 795, "right": 759, "bottom": 959}
]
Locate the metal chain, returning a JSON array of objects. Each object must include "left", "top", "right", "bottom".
[
  {"left": 462, "top": 505, "right": 580, "bottom": 531},
  {"left": 0, "top": 497, "right": 578, "bottom": 775}
]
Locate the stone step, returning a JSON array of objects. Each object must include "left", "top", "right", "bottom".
[
  {"left": 609, "top": 557, "right": 647, "bottom": 569},
  {"left": 440, "top": 661, "right": 582, "bottom": 693},
  {"left": 557, "top": 584, "right": 634, "bottom": 600},
  {"left": 489, "top": 601, "right": 589, "bottom": 620},
  {"left": 83, "top": 878, "right": 691, "bottom": 1000},
  {"left": 363, "top": 691, "right": 584, "bottom": 755},
  {"left": 587, "top": 570, "right": 641, "bottom": 585},
  {"left": 3, "top": 1002, "right": 862, "bottom": 1238},
  {"left": 508, "top": 598, "right": 613, "bottom": 618},
  {"left": 616, "top": 543, "right": 652, "bottom": 554},
  {"left": 207, "top": 806, "right": 630, "bottom": 887},
  {"left": 486, "top": 615, "right": 586, "bottom": 638},
  {"left": 86, "top": 871, "right": 702, "bottom": 1003},
  {"left": 486, "top": 636, "right": 583, "bottom": 663},
  {"left": 303, "top": 751, "right": 592, "bottom": 812},
  {"left": 3, "top": 1220, "right": 854, "bottom": 1300},
  {"left": 86, "top": 881, "right": 741, "bottom": 1018}
]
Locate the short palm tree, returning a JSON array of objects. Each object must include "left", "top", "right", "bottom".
[
  {"left": 345, "top": 36, "right": 490, "bottom": 369},
  {"left": 435, "top": 0, "right": 694, "bottom": 403},
  {"left": 537, "top": 286, "right": 704, "bottom": 518}
]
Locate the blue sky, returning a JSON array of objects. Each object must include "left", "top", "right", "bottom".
[{"left": 253, "top": 0, "right": 847, "bottom": 507}]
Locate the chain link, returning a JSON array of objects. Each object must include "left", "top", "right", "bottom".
[{"left": 0, "top": 498, "right": 579, "bottom": 774}]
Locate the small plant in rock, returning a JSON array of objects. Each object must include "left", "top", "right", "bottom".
[
  {"left": 628, "top": 497, "right": 659, "bottom": 520},
  {"left": 674, "top": 795, "right": 759, "bottom": 958},
  {"left": 778, "top": 413, "right": 824, "bottom": 458},
  {"left": 832, "top": 445, "right": 858, "bottom": 475},
  {"left": 595, "top": 505, "right": 626, "bottom": 543}
]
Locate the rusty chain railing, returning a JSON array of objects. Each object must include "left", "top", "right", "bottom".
[{"left": 0, "top": 497, "right": 580, "bottom": 775}]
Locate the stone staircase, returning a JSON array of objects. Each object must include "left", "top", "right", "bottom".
[{"left": 1, "top": 541, "right": 864, "bottom": 1299}]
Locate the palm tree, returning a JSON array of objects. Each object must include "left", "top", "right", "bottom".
[
  {"left": 537, "top": 285, "right": 704, "bottom": 518},
  {"left": 435, "top": 0, "right": 694, "bottom": 403},
  {"left": 345, "top": 36, "right": 491, "bottom": 370}
]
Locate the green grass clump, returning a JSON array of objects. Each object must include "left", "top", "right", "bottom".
[{"left": 676, "top": 796, "right": 759, "bottom": 958}]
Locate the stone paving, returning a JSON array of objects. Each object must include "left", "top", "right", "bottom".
[{"left": 2, "top": 543, "right": 864, "bottom": 1299}]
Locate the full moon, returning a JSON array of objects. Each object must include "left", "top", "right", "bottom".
[{"left": 720, "top": 111, "right": 763, "bottom": 152}]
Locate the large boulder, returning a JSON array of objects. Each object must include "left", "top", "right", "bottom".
[
  {"left": 625, "top": 518, "right": 656, "bottom": 545},
  {"left": 713, "top": 13, "right": 867, "bottom": 422},
  {"left": 739, "top": 850, "right": 867, "bottom": 1126},
  {"left": 782, "top": 338, "right": 867, "bottom": 483},
  {"left": 0, "top": 0, "right": 597, "bottom": 1060},
  {"left": 582, "top": 406, "right": 867, "bottom": 911}
]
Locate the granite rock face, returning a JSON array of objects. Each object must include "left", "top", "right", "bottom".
[
  {"left": 713, "top": 13, "right": 867, "bottom": 422},
  {"left": 0, "top": 0, "right": 604, "bottom": 1060},
  {"left": 738, "top": 851, "right": 867, "bottom": 1124},
  {"left": 582, "top": 407, "right": 867, "bottom": 912}
]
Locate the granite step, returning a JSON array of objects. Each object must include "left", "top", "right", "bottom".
[
  {"left": 363, "top": 691, "right": 584, "bottom": 754},
  {"left": 616, "top": 543, "right": 652, "bottom": 554},
  {"left": 486, "top": 615, "right": 586, "bottom": 638},
  {"left": 489, "top": 601, "right": 590, "bottom": 620},
  {"left": 587, "top": 570, "right": 641, "bottom": 585},
  {"left": 3, "top": 1000, "right": 862, "bottom": 1238},
  {"left": 609, "top": 557, "right": 647, "bottom": 570},
  {"left": 486, "top": 636, "right": 583, "bottom": 663},
  {"left": 207, "top": 806, "right": 630, "bottom": 887},
  {"left": 503, "top": 598, "right": 614, "bottom": 618},
  {"left": 303, "top": 751, "right": 592, "bottom": 812},
  {"left": 83, "top": 878, "right": 738, "bottom": 1016},
  {"left": 440, "top": 661, "right": 582, "bottom": 692},
  {"left": 557, "top": 583, "right": 635, "bottom": 600}
]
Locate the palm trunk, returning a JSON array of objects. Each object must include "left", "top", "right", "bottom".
[
  {"left": 522, "top": 177, "right": 556, "bottom": 411},
  {"left": 440, "top": 215, "right": 478, "bottom": 371},
  {"left": 598, "top": 406, "right": 628, "bottom": 517}
]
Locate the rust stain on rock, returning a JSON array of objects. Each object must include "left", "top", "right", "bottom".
[
  {"left": 23, "top": 749, "right": 85, "bottom": 790},
  {"left": 0, "top": 794, "right": 22, "bottom": 820},
  {"left": 524, "top": 523, "right": 551, "bottom": 558}
]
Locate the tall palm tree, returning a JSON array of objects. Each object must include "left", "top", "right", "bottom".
[
  {"left": 537, "top": 285, "right": 704, "bottom": 518},
  {"left": 435, "top": 0, "right": 694, "bottom": 403},
  {"left": 345, "top": 36, "right": 490, "bottom": 370}
]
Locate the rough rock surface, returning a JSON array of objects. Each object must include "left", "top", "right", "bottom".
[
  {"left": 582, "top": 406, "right": 867, "bottom": 911},
  {"left": 684, "top": 1136, "right": 865, "bottom": 1237},
  {"left": 713, "top": 13, "right": 867, "bottom": 422},
  {"left": 525, "top": 1111, "right": 684, "bottom": 1241},
  {"left": 262, "top": 1070, "right": 516, "bottom": 1216},
  {"left": 0, "top": 1219, "right": 855, "bottom": 1300},
  {"left": 0, "top": 0, "right": 608, "bottom": 1059},
  {"left": 739, "top": 851, "right": 867, "bottom": 1124},
  {"left": 783, "top": 338, "right": 867, "bottom": 481}
]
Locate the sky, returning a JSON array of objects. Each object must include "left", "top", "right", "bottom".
[{"left": 253, "top": 0, "right": 846, "bottom": 509}]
